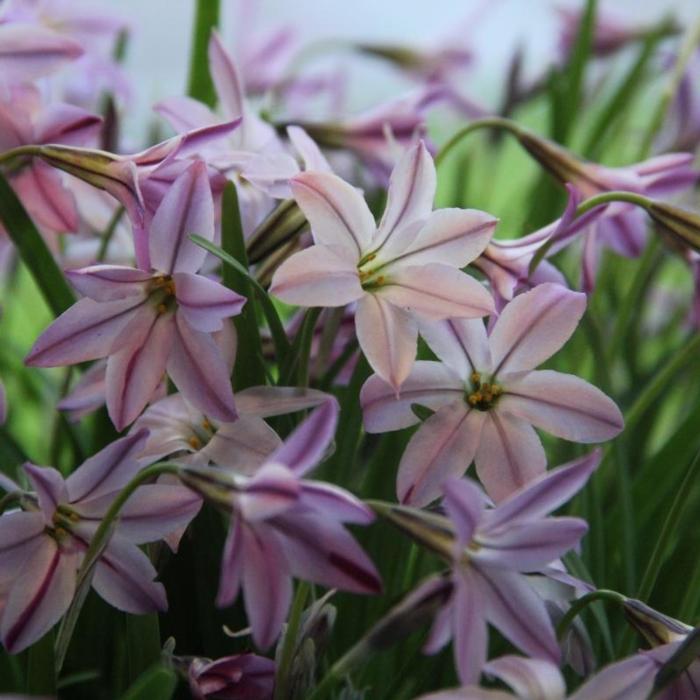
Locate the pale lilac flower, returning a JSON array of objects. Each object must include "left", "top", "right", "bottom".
[
  {"left": 0, "top": 21, "right": 83, "bottom": 85},
  {"left": 413, "top": 452, "right": 598, "bottom": 684},
  {"left": 26, "top": 161, "right": 245, "bottom": 430},
  {"left": 519, "top": 131, "right": 698, "bottom": 291},
  {"left": 0, "top": 85, "right": 101, "bottom": 234},
  {"left": 417, "top": 655, "right": 566, "bottom": 699},
  {"left": 155, "top": 32, "right": 286, "bottom": 235},
  {"left": 132, "top": 387, "right": 331, "bottom": 474},
  {"left": 271, "top": 141, "right": 496, "bottom": 391},
  {"left": 0, "top": 430, "right": 201, "bottom": 653},
  {"left": 185, "top": 401, "right": 381, "bottom": 650},
  {"left": 188, "top": 653, "right": 275, "bottom": 700},
  {"left": 362, "top": 283, "right": 623, "bottom": 505}
]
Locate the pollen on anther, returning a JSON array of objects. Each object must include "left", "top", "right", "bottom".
[{"left": 189, "top": 436, "right": 202, "bottom": 449}]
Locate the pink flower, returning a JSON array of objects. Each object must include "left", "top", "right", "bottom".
[
  {"left": 0, "top": 431, "right": 201, "bottom": 653},
  {"left": 270, "top": 141, "right": 496, "bottom": 390},
  {"left": 132, "top": 386, "right": 332, "bottom": 473},
  {"left": 188, "top": 653, "right": 275, "bottom": 700},
  {"left": 361, "top": 283, "right": 623, "bottom": 505},
  {"left": 25, "top": 161, "right": 245, "bottom": 430},
  {"left": 0, "top": 85, "right": 101, "bottom": 234},
  {"left": 185, "top": 401, "right": 381, "bottom": 650},
  {"left": 411, "top": 452, "right": 598, "bottom": 684}
]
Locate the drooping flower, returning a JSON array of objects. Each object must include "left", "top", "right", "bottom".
[
  {"left": 188, "top": 652, "right": 275, "bottom": 700},
  {"left": 132, "top": 386, "right": 332, "bottom": 473},
  {"left": 183, "top": 401, "right": 381, "bottom": 650},
  {"left": 0, "top": 85, "right": 101, "bottom": 234},
  {"left": 25, "top": 161, "right": 245, "bottom": 430},
  {"left": 0, "top": 430, "right": 201, "bottom": 653},
  {"left": 270, "top": 140, "right": 496, "bottom": 391},
  {"left": 381, "top": 452, "right": 598, "bottom": 685},
  {"left": 361, "top": 283, "right": 623, "bottom": 505}
]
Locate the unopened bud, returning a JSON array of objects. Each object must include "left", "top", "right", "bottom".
[{"left": 623, "top": 599, "right": 692, "bottom": 647}]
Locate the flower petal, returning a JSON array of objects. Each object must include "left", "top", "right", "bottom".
[
  {"left": 0, "top": 537, "right": 77, "bottom": 654},
  {"left": 268, "top": 399, "right": 338, "bottom": 476},
  {"left": 166, "top": 315, "right": 237, "bottom": 423},
  {"left": 269, "top": 244, "right": 364, "bottom": 307},
  {"left": 379, "top": 264, "right": 495, "bottom": 320},
  {"left": 235, "top": 386, "right": 331, "bottom": 417},
  {"left": 568, "top": 653, "right": 656, "bottom": 700},
  {"left": 23, "top": 464, "right": 67, "bottom": 524},
  {"left": 239, "top": 463, "right": 300, "bottom": 521},
  {"left": 276, "top": 511, "right": 382, "bottom": 594},
  {"left": 484, "top": 655, "right": 566, "bottom": 700},
  {"left": 300, "top": 481, "right": 375, "bottom": 524},
  {"left": 0, "top": 24, "right": 83, "bottom": 84},
  {"left": 452, "top": 569, "right": 488, "bottom": 685},
  {"left": 106, "top": 311, "right": 174, "bottom": 431},
  {"left": 396, "top": 208, "right": 496, "bottom": 268},
  {"left": 92, "top": 537, "right": 167, "bottom": 614},
  {"left": 217, "top": 515, "right": 244, "bottom": 607},
  {"left": 66, "top": 265, "right": 152, "bottom": 302},
  {"left": 13, "top": 161, "right": 78, "bottom": 233},
  {"left": 475, "top": 412, "right": 547, "bottom": 503},
  {"left": 287, "top": 125, "right": 333, "bottom": 173},
  {"left": 149, "top": 160, "right": 215, "bottom": 275},
  {"left": 489, "top": 284, "right": 586, "bottom": 376},
  {"left": 0, "top": 511, "right": 46, "bottom": 576},
  {"left": 25, "top": 296, "right": 145, "bottom": 367},
  {"left": 442, "top": 477, "right": 486, "bottom": 547},
  {"left": 501, "top": 370, "right": 624, "bottom": 442},
  {"left": 475, "top": 517, "right": 588, "bottom": 571},
  {"left": 290, "top": 172, "right": 375, "bottom": 260},
  {"left": 154, "top": 96, "right": 218, "bottom": 133},
  {"left": 484, "top": 451, "right": 601, "bottom": 531},
  {"left": 36, "top": 103, "right": 102, "bottom": 146},
  {"left": 398, "top": 403, "right": 485, "bottom": 507},
  {"left": 375, "top": 141, "right": 436, "bottom": 251},
  {"left": 477, "top": 567, "right": 560, "bottom": 665},
  {"left": 241, "top": 523, "right": 292, "bottom": 650},
  {"left": 361, "top": 361, "right": 464, "bottom": 433},
  {"left": 419, "top": 318, "right": 492, "bottom": 379},
  {"left": 174, "top": 272, "right": 245, "bottom": 332},
  {"left": 204, "top": 416, "right": 281, "bottom": 474},
  {"left": 355, "top": 293, "right": 418, "bottom": 391},
  {"left": 66, "top": 430, "right": 148, "bottom": 503}
]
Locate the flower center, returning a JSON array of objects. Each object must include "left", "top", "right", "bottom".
[
  {"left": 357, "top": 253, "right": 389, "bottom": 291},
  {"left": 149, "top": 274, "right": 177, "bottom": 314},
  {"left": 50, "top": 506, "right": 80, "bottom": 542},
  {"left": 187, "top": 418, "right": 216, "bottom": 451},
  {"left": 465, "top": 371, "right": 502, "bottom": 411}
]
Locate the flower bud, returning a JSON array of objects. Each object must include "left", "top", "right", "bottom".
[
  {"left": 646, "top": 201, "right": 700, "bottom": 254},
  {"left": 623, "top": 598, "right": 692, "bottom": 647},
  {"left": 246, "top": 199, "right": 308, "bottom": 265}
]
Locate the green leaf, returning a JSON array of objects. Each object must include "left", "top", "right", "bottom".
[
  {"left": 25, "top": 629, "right": 56, "bottom": 695},
  {"left": 118, "top": 664, "right": 177, "bottom": 700},
  {"left": 0, "top": 173, "right": 75, "bottom": 317},
  {"left": 190, "top": 234, "right": 292, "bottom": 367},
  {"left": 220, "top": 183, "right": 267, "bottom": 388},
  {"left": 125, "top": 611, "right": 162, "bottom": 686},
  {"left": 410, "top": 404, "right": 435, "bottom": 422},
  {"left": 186, "top": 0, "right": 220, "bottom": 107}
]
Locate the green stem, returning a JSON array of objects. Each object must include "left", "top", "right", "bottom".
[
  {"left": 636, "top": 450, "right": 700, "bottom": 604},
  {"left": 273, "top": 581, "right": 310, "bottom": 700},
  {"left": 96, "top": 206, "right": 125, "bottom": 262},
  {"left": 606, "top": 238, "right": 661, "bottom": 364},
  {"left": 54, "top": 462, "right": 182, "bottom": 673},
  {"left": 295, "top": 308, "right": 322, "bottom": 388},
  {"left": 528, "top": 190, "right": 653, "bottom": 275},
  {"left": 186, "top": 0, "right": 220, "bottom": 107},
  {"left": 556, "top": 589, "right": 627, "bottom": 641},
  {"left": 625, "top": 333, "right": 700, "bottom": 432},
  {"left": 435, "top": 116, "right": 522, "bottom": 168}
]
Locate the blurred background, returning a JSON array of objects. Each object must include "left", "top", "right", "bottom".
[{"left": 95, "top": 0, "right": 699, "bottom": 139}]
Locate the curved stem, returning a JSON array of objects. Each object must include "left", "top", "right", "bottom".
[
  {"left": 274, "top": 581, "right": 310, "bottom": 700},
  {"left": 435, "top": 116, "right": 523, "bottom": 168},
  {"left": 528, "top": 190, "right": 652, "bottom": 274},
  {"left": 556, "top": 589, "right": 627, "bottom": 641},
  {"left": 0, "top": 145, "right": 41, "bottom": 165},
  {"left": 54, "top": 462, "right": 183, "bottom": 673}
]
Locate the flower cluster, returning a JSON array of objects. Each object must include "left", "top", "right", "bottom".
[{"left": 0, "top": 2, "right": 699, "bottom": 699}]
